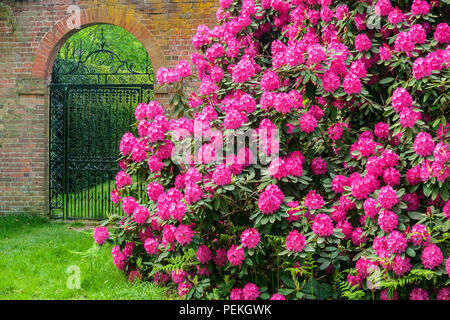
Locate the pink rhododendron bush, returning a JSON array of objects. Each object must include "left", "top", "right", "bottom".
[{"left": 94, "top": 0, "right": 450, "bottom": 300}]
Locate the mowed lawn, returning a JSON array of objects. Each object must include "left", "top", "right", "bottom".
[{"left": 0, "top": 213, "right": 169, "bottom": 300}]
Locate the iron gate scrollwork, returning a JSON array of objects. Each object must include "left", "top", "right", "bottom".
[{"left": 49, "top": 28, "right": 154, "bottom": 219}]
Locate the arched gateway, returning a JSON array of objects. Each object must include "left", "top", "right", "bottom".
[{"left": 49, "top": 25, "right": 153, "bottom": 219}]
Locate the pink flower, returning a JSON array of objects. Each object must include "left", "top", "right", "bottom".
[
  {"left": 373, "top": 236, "right": 390, "bottom": 258},
  {"left": 378, "top": 210, "right": 398, "bottom": 233},
  {"left": 332, "top": 175, "right": 350, "bottom": 194},
  {"left": 376, "top": 0, "right": 392, "bottom": 16},
  {"left": 383, "top": 167, "right": 401, "bottom": 186},
  {"left": 413, "top": 57, "right": 432, "bottom": 80},
  {"left": 111, "top": 188, "right": 121, "bottom": 204},
  {"left": 147, "top": 182, "right": 164, "bottom": 202},
  {"left": 434, "top": 23, "right": 450, "bottom": 43},
  {"left": 219, "top": 0, "right": 233, "bottom": 9},
  {"left": 122, "top": 196, "right": 138, "bottom": 216},
  {"left": 388, "top": 7, "right": 405, "bottom": 25},
  {"left": 224, "top": 109, "right": 245, "bottom": 129},
  {"left": 226, "top": 154, "right": 243, "bottom": 175},
  {"left": 299, "top": 113, "right": 317, "bottom": 133},
  {"left": 379, "top": 43, "right": 392, "bottom": 61},
  {"left": 437, "top": 288, "right": 450, "bottom": 300},
  {"left": 406, "top": 165, "right": 422, "bottom": 185},
  {"left": 260, "top": 69, "right": 279, "bottom": 91},
  {"left": 386, "top": 231, "right": 407, "bottom": 254},
  {"left": 184, "top": 182, "right": 203, "bottom": 204},
  {"left": 410, "top": 288, "right": 429, "bottom": 300},
  {"left": 121, "top": 242, "right": 134, "bottom": 258},
  {"left": 421, "top": 244, "right": 443, "bottom": 270},
  {"left": 144, "top": 238, "right": 159, "bottom": 254},
  {"left": 214, "top": 248, "right": 228, "bottom": 268},
  {"left": 400, "top": 107, "right": 420, "bottom": 128},
  {"left": 392, "top": 87, "right": 412, "bottom": 113},
  {"left": 210, "top": 66, "right": 224, "bottom": 82},
  {"left": 355, "top": 34, "right": 372, "bottom": 52},
  {"left": 409, "top": 24, "right": 427, "bottom": 44},
  {"left": 162, "top": 224, "right": 176, "bottom": 247},
  {"left": 268, "top": 157, "right": 287, "bottom": 180},
  {"left": 270, "top": 293, "right": 286, "bottom": 300},
  {"left": 148, "top": 156, "right": 164, "bottom": 173},
  {"left": 337, "top": 220, "right": 353, "bottom": 239},
  {"left": 304, "top": 190, "right": 325, "bottom": 210},
  {"left": 409, "top": 224, "right": 430, "bottom": 246},
  {"left": 230, "top": 288, "right": 243, "bottom": 300},
  {"left": 243, "top": 283, "right": 260, "bottom": 300},
  {"left": 311, "top": 157, "right": 327, "bottom": 175},
  {"left": 312, "top": 214, "right": 334, "bottom": 237},
  {"left": 258, "top": 184, "right": 284, "bottom": 215},
  {"left": 177, "top": 282, "right": 193, "bottom": 297},
  {"left": 237, "top": 147, "right": 254, "bottom": 167},
  {"left": 394, "top": 32, "right": 414, "bottom": 53},
  {"left": 364, "top": 198, "right": 380, "bottom": 218},
  {"left": 115, "top": 171, "right": 131, "bottom": 189},
  {"left": 328, "top": 122, "right": 344, "bottom": 141},
  {"left": 343, "top": 73, "right": 362, "bottom": 95},
  {"left": 133, "top": 206, "right": 149, "bottom": 225},
  {"left": 112, "top": 246, "right": 126, "bottom": 270},
  {"left": 351, "top": 228, "right": 367, "bottom": 246},
  {"left": 212, "top": 163, "right": 232, "bottom": 186},
  {"left": 93, "top": 227, "right": 109, "bottom": 245},
  {"left": 335, "top": 4, "right": 349, "bottom": 20},
  {"left": 196, "top": 245, "right": 213, "bottom": 264},
  {"left": 322, "top": 70, "right": 340, "bottom": 93},
  {"left": 285, "top": 230, "right": 306, "bottom": 252},
  {"left": 393, "top": 255, "right": 412, "bottom": 276},
  {"left": 286, "top": 201, "right": 301, "bottom": 222},
  {"left": 374, "top": 122, "right": 389, "bottom": 139},
  {"left": 120, "top": 132, "right": 137, "bottom": 156},
  {"left": 227, "top": 244, "right": 245, "bottom": 266},
  {"left": 413, "top": 132, "right": 435, "bottom": 156},
  {"left": 347, "top": 274, "right": 362, "bottom": 288},
  {"left": 232, "top": 55, "right": 256, "bottom": 83},
  {"left": 350, "top": 176, "right": 371, "bottom": 200},
  {"left": 378, "top": 185, "right": 398, "bottom": 210},
  {"left": 307, "top": 44, "right": 326, "bottom": 65},
  {"left": 444, "top": 201, "right": 450, "bottom": 220},
  {"left": 403, "top": 193, "right": 420, "bottom": 211},
  {"left": 175, "top": 224, "right": 194, "bottom": 246},
  {"left": 411, "top": 0, "right": 430, "bottom": 16},
  {"left": 241, "top": 228, "right": 260, "bottom": 249},
  {"left": 171, "top": 269, "right": 187, "bottom": 284}
]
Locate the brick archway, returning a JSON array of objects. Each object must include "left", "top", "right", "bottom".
[{"left": 31, "top": 7, "right": 166, "bottom": 83}]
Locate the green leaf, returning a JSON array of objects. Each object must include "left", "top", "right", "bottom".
[
  {"left": 408, "top": 211, "right": 426, "bottom": 220},
  {"left": 213, "top": 198, "right": 221, "bottom": 211},
  {"left": 379, "top": 77, "right": 394, "bottom": 85},
  {"left": 319, "top": 260, "right": 331, "bottom": 270},
  {"left": 406, "top": 247, "right": 416, "bottom": 258},
  {"left": 423, "top": 184, "right": 432, "bottom": 198}
]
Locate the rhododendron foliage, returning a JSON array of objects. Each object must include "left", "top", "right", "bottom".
[{"left": 95, "top": 0, "right": 449, "bottom": 300}]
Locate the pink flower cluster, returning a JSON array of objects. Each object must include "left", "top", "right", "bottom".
[
  {"left": 93, "top": 227, "right": 109, "bottom": 245},
  {"left": 157, "top": 60, "right": 191, "bottom": 84},
  {"left": 257, "top": 184, "right": 284, "bottom": 215}
]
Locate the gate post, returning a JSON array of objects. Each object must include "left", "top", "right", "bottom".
[{"left": 14, "top": 77, "right": 49, "bottom": 216}]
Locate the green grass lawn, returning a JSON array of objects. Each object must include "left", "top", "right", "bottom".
[{"left": 0, "top": 213, "right": 169, "bottom": 300}]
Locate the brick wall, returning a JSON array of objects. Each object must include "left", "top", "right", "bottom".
[{"left": 0, "top": 0, "right": 218, "bottom": 214}]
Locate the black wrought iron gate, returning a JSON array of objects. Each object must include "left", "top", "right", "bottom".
[{"left": 49, "top": 29, "right": 153, "bottom": 219}]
